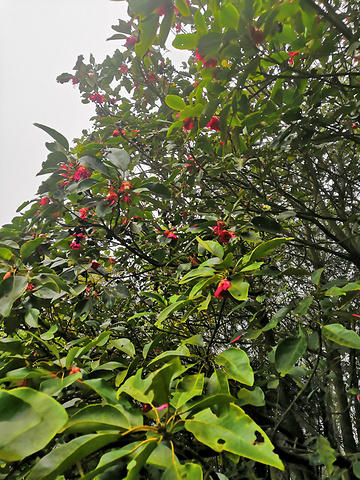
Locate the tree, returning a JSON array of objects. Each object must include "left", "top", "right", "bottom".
[{"left": 0, "top": 0, "right": 360, "bottom": 478}]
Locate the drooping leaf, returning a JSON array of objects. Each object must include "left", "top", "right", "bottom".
[
  {"left": 34, "top": 123, "right": 69, "bottom": 150},
  {"left": 185, "top": 404, "right": 284, "bottom": 470},
  {"left": 275, "top": 336, "right": 307, "bottom": 376}
]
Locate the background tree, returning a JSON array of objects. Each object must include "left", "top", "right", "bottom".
[{"left": 0, "top": 0, "right": 359, "bottom": 478}]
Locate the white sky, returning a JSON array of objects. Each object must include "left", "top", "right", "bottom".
[{"left": 0, "top": 0, "right": 131, "bottom": 226}]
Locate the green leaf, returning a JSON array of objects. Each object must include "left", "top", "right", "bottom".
[
  {"left": 40, "top": 373, "right": 81, "bottom": 396},
  {"left": 142, "top": 182, "right": 171, "bottom": 198},
  {"left": 197, "top": 33, "right": 223, "bottom": 56},
  {"left": 215, "top": 348, "right": 254, "bottom": 386},
  {"left": 180, "top": 267, "right": 215, "bottom": 284},
  {"left": 251, "top": 216, "right": 282, "bottom": 233},
  {"left": 106, "top": 148, "right": 131, "bottom": 171},
  {"left": 0, "top": 247, "right": 12, "bottom": 260},
  {"left": 322, "top": 323, "right": 360, "bottom": 349},
  {"left": 293, "top": 297, "right": 312, "bottom": 315},
  {"left": 249, "top": 237, "right": 292, "bottom": 262},
  {"left": 185, "top": 404, "right": 284, "bottom": 470},
  {"left": 79, "top": 155, "right": 110, "bottom": 176},
  {"left": 34, "top": 123, "right": 69, "bottom": 150},
  {"left": 196, "top": 236, "right": 224, "bottom": 258},
  {"left": 27, "top": 433, "right": 119, "bottom": 480},
  {"left": 110, "top": 338, "right": 135, "bottom": 357},
  {"left": 0, "top": 388, "right": 68, "bottom": 462},
  {"left": 135, "top": 14, "right": 159, "bottom": 58},
  {"left": 0, "top": 276, "right": 28, "bottom": 317},
  {"left": 162, "top": 462, "right": 203, "bottom": 480},
  {"left": 311, "top": 267, "right": 324, "bottom": 286},
  {"left": 237, "top": 387, "right": 265, "bottom": 407},
  {"left": 165, "top": 95, "right": 187, "bottom": 111},
  {"left": 61, "top": 404, "right": 141, "bottom": 434},
  {"left": 275, "top": 336, "right": 307, "bottom": 376},
  {"left": 317, "top": 436, "right": 336, "bottom": 475},
  {"left": 172, "top": 33, "right": 198, "bottom": 50},
  {"left": 220, "top": 3, "right": 240, "bottom": 29},
  {"left": 118, "top": 368, "right": 154, "bottom": 404},
  {"left": 156, "top": 299, "right": 192, "bottom": 325},
  {"left": 171, "top": 374, "right": 205, "bottom": 409},
  {"left": 228, "top": 280, "right": 249, "bottom": 301},
  {"left": 82, "top": 378, "right": 118, "bottom": 404},
  {"left": 175, "top": 0, "right": 191, "bottom": 16}
]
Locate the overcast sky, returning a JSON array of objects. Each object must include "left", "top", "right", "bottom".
[{"left": 0, "top": 0, "right": 130, "bottom": 226}]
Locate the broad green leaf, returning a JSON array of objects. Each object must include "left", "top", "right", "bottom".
[
  {"left": 106, "top": 148, "right": 131, "bottom": 171},
  {"left": 228, "top": 280, "right": 249, "bottom": 301},
  {"left": 165, "top": 95, "right": 187, "bottom": 111},
  {"left": 24, "top": 308, "right": 40, "bottom": 328},
  {"left": 61, "top": 404, "right": 141, "bottom": 434},
  {"left": 189, "top": 275, "right": 220, "bottom": 299},
  {"left": 79, "top": 155, "right": 110, "bottom": 176},
  {"left": 0, "top": 276, "right": 28, "bottom": 317},
  {"left": 80, "top": 441, "right": 140, "bottom": 480},
  {"left": 143, "top": 332, "right": 167, "bottom": 359},
  {"left": 162, "top": 462, "right": 203, "bottom": 480},
  {"left": 27, "top": 433, "right": 119, "bottom": 480},
  {"left": 40, "top": 372, "right": 81, "bottom": 396},
  {"left": 180, "top": 267, "right": 215, "bottom": 284},
  {"left": 148, "top": 443, "right": 179, "bottom": 469},
  {"left": 220, "top": 3, "right": 240, "bottom": 29},
  {"left": 0, "top": 388, "right": 68, "bottom": 462},
  {"left": 317, "top": 436, "right": 336, "bottom": 475},
  {"left": 185, "top": 404, "right": 284, "bottom": 470},
  {"left": 215, "top": 348, "right": 254, "bottom": 386},
  {"left": 275, "top": 336, "right": 307, "bottom": 376},
  {"left": 142, "top": 182, "right": 171, "bottom": 198},
  {"left": 237, "top": 387, "right": 265, "bottom": 407},
  {"left": 148, "top": 346, "right": 190, "bottom": 366},
  {"left": 180, "top": 394, "right": 235, "bottom": 416},
  {"left": 20, "top": 237, "right": 44, "bottom": 258},
  {"left": 293, "top": 297, "right": 312, "bottom": 315},
  {"left": 34, "top": 123, "right": 69, "bottom": 150},
  {"left": 156, "top": 299, "right": 192, "bottom": 325},
  {"left": 82, "top": 378, "right": 118, "bottom": 404},
  {"left": 147, "top": 357, "right": 186, "bottom": 405},
  {"left": 322, "top": 323, "right": 360, "bottom": 349},
  {"left": 0, "top": 338, "right": 24, "bottom": 354},
  {"left": 171, "top": 374, "right": 205, "bottom": 409},
  {"left": 110, "top": 338, "right": 135, "bottom": 357},
  {"left": 175, "top": 0, "right": 191, "bottom": 16},
  {"left": 196, "top": 236, "right": 224, "bottom": 258},
  {"left": 135, "top": 14, "right": 159, "bottom": 58},
  {"left": 172, "top": 33, "right": 198, "bottom": 50},
  {"left": 311, "top": 268, "right": 324, "bottom": 285},
  {"left": 0, "top": 247, "right": 12, "bottom": 260},
  {"left": 249, "top": 237, "right": 292, "bottom": 262},
  {"left": 118, "top": 368, "right": 154, "bottom": 404}
]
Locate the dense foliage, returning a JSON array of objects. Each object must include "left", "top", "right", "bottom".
[{"left": 0, "top": 0, "right": 360, "bottom": 478}]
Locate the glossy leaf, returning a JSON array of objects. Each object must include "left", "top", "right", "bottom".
[
  {"left": 0, "top": 388, "right": 68, "bottom": 462},
  {"left": 28, "top": 433, "right": 119, "bottom": 480},
  {"left": 275, "top": 336, "right": 307, "bottom": 376},
  {"left": 215, "top": 348, "right": 254, "bottom": 386},
  {"left": 34, "top": 123, "right": 69, "bottom": 150},
  {"left": 322, "top": 323, "right": 360, "bottom": 349},
  {"left": 185, "top": 404, "right": 284, "bottom": 470},
  {"left": 0, "top": 276, "right": 28, "bottom": 317}
]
